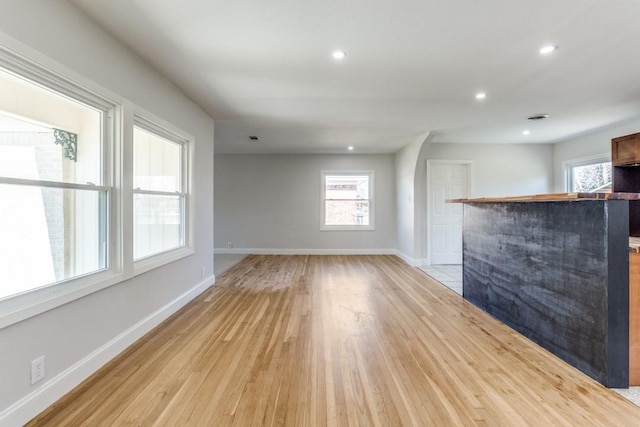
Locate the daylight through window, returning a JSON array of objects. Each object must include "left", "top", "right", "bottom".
[
  {"left": 569, "top": 161, "right": 612, "bottom": 193},
  {"left": 321, "top": 172, "right": 374, "bottom": 230},
  {"left": 133, "top": 121, "right": 187, "bottom": 260},
  {"left": 0, "top": 66, "right": 110, "bottom": 300}
]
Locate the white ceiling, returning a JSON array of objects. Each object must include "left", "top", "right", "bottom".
[{"left": 69, "top": 0, "right": 640, "bottom": 154}]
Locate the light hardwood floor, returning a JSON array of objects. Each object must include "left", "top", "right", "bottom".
[{"left": 29, "top": 255, "right": 640, "bottom": 426}]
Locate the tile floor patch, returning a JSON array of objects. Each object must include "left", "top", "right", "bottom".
[{"left": 419, "top": 264, "right": 462, "bottom": 295}]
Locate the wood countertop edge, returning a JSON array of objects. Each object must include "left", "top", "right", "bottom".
[{"left": 448, "top": 192, "right": 640, "bottom": 203}]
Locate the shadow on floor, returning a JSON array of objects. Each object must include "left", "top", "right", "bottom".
[{"left": 214, "top": 253, "right": 248, "bottom": 277}]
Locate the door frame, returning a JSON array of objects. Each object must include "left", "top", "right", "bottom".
[{"left": 425, "top": 159, "right": 473, "bottom": 266}]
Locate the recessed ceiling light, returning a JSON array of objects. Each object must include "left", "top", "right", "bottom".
[
  {"left": 348, "top": 146, "right": 354, "bottom": 151},
  {"left": 539, "top": 45, "right": 558, "bottom": 55},
  {"left": 332, "top": 50, "right": 347, "bottom": 60},
  {"left": 527, "top": 114, "right": 549, "bottom": 120},
  {"left": 475, "top": 92, "right": 486, "bottom": 100},
  {"left": 523, "top": 130, "right": 531, "bottom": 135}
]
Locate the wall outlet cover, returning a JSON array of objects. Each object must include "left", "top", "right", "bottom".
[{"left": 31, "top": 356, "right": 45, "bottom": 384}]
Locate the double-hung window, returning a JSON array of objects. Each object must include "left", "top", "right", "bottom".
[
  {"left": 133, "top": 116, "right": 188, "bottom": 260},
  {"left": 321, "top": 171, "right": 374, "bottom": 230},
  {"left": 0, "top": 58, "right": 114, "bottom": 301},
  {"left": 565, "top": 155, "right": 612, "bottom": 193},
  {"left": 0, "top": 47, "right": 193, "bottom": 327}
]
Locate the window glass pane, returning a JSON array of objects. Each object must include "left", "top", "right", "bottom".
[
  {"left": 325, "top": 200, "right": 370, "bottom": 225},
  {"left": 134, "top": 194, "right": 183, "bottom": 259},
  {"left": 134, "top": 127, "right": 181, "bottom": 192},
  {"left": 325, "top": 175, "right": 369, "bottom": 199},
  {"left": 0, "top": 184, "right": 106, "bottom": 299},
  {"left": 323, "top": 174, "right": 371, "bottom": 227},
  {"left": 0, "top": 68, "right": 102, "bottom": 185},
  {"left": 571, "top": 162, "right": 612, "bottom": 192}
]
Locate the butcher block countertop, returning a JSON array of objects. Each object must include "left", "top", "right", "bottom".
[
  {"left": 448, "top": 192, "right": 640, "bottom": 203},
  {"left": 447, "top": 192, "right": 640, "bottom": 251}
]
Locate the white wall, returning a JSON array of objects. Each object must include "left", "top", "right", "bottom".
[
  {"left": 426, "top": 143, "right": 554, "bottom": 198},
  {"left": 215, "top": 154, "right": 396, "bottom": 252},
  {"left": 395, "top": 134, "right": 430, "bottom": 264},
  {"left": 0, "top": 1, "right": 214, "bottom": 424},
  {"left": 415, "top": 143, "right": 554, "bottom": 263},
  {"left": 215, "top": 143, "right": 553, "bottom": 263},
  {"left": 553, "top": 118, "right": 640, "bottom": 192}
]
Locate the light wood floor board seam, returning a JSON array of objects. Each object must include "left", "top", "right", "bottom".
[{"left": 26, "top": 255, "right": 640, "bottom": 426}]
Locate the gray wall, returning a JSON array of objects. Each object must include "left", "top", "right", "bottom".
[
  {"left": 408, "top": 142, "right": 555, "bottom": 263},
  {"left": 394, "top": 135, "right": 428, "bottom": 263},
  {"left": 214, "top": 143, "right": 554, "bottom": 263},
  {"left": 0, "top": 1, "right": 214, "bottom": 424},
  {"left": 214, "top": 154, "right": 396, "bottom": 252},
  {"left": 553, "top": 118, "right": 640, "bottom": 192},
  {"left": 425, "top": 143, "right": 554, "bottom": 198},
  {"left": 395, "top": 134, "right": 432, "bottom": 264}
]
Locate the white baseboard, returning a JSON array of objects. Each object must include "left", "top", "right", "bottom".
[
  {"left": 394, "top": 251, "right": 427, "bottom": 267},
  {"left": 214, "top": 248, "right": 397, "bottom": 256},
  {"left": 0, "top": 274, "right": 215, "bottom": 427}
]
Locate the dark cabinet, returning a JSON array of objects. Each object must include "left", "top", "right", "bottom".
[
  {"left": 613, "top": 133, "right": 640, "bottom": 166},
  {"left": 613, "top": 133, "right": 640, "bottom": 236}
]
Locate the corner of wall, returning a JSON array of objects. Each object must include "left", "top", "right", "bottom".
[{"left": 394, "top": 133, "right": 433, "bottom": 261}]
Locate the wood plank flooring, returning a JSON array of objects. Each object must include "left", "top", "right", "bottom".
[{"left": 28, "top": 255, "right": 640, "bottom": 426}]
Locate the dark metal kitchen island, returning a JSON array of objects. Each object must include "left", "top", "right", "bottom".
[{"left": 451, "top": 192, "right": 640, "bottom": 388}]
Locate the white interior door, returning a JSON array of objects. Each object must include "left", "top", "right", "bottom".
[{"left": 428, "top": 162, "right": 469, "bottom": 264}]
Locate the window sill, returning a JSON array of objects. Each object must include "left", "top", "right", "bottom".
[
  {"left": 0, "top": 269, "right": 125, "bottom": 330},
  {"left": 0, "top": 247, "right": 195, "bottom": 330}
]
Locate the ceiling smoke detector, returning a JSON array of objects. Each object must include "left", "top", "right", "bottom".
[{"left": 527, "top": 114, "right": 549, "bottom": 120}]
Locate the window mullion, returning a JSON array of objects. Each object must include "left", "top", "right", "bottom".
[
  {"left": 0, "top": 176, "right": 110, "bottom": 192},
  {"left": 133, "top": 188, "right": 185, "bottom": 197}
]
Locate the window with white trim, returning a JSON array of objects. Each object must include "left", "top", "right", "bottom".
[
  {"left": 133, "top": 118, "right": 188, "bottom": 260},
  {"left": 565, "top": 155, "right": 612, "bottom": 193},
  {"left": 0, "top": 61, "right": 113, "bottom": 300},
  {"left": 321, "top": 171, "right": 374, "bottom": 230}
]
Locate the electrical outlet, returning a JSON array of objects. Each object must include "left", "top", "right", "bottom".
[
  {"left": 31, "top": 356, "right": 45, "bottom": 384},
  {"left": 200, "top": 267, "right": 205, "bottom": 278},
  {"left": 227, "top": 242, "right": 233, "bottom": 249}
]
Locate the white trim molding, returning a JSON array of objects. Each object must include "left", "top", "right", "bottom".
[
  {"left": 395, "top": 251, "right": 428, "bottom": 267},
  {"left": 214, "top": 248, "right": 397, "bottom": 256},
  {"left": 561, "top": 152, "right": 610, "bottom": 192},
  {"left": 320, "top": 170, "right": 375, "bottom": 231}
]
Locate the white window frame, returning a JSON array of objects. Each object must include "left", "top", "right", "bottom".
[
  {"left": 563, "top": 153, "right": 611, "bottom": 192},
  {"left": 0, "top": 45, "right": 122, "bottom": 329},
  {"left": 321, "top": 170, "right": 375, "bottom": 231},
  {"left": 132, "top": 113, "right": 193, "bottom": 276}
]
